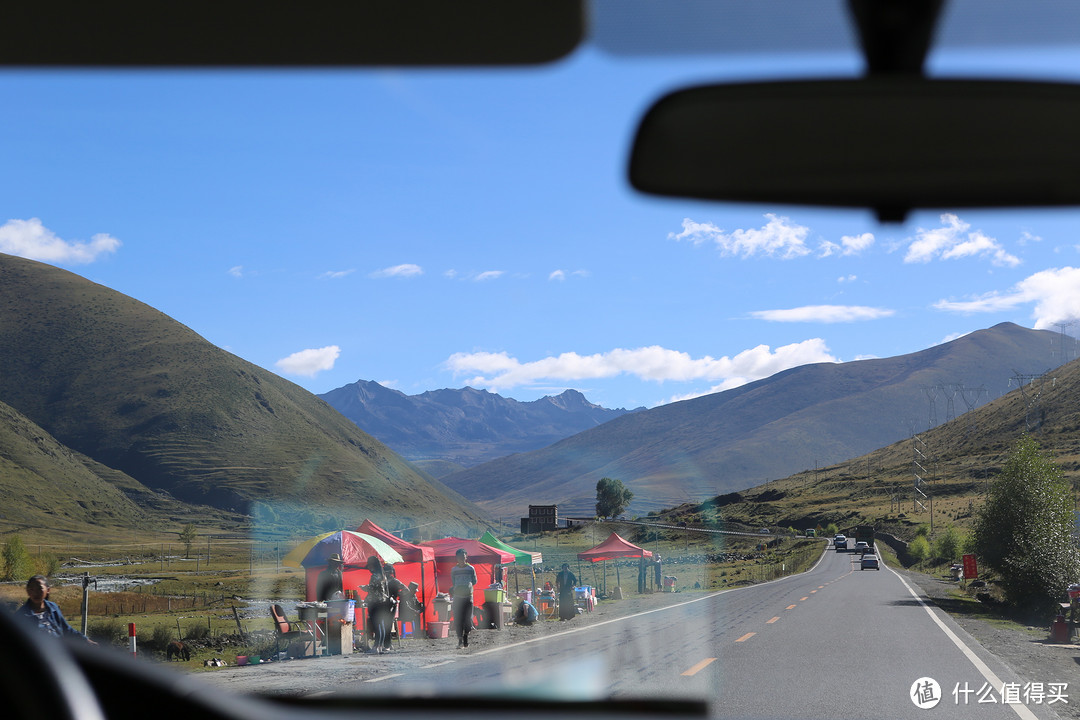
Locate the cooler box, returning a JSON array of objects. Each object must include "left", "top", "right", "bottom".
[
  {"left": 484, "top": 588, "right": 506, "bottom": 603},
  {"left": 427, "top": 621, "right": 450, "bottom": 638}
]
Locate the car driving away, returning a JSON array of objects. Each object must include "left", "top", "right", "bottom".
[
  {"left": 854, "top": 541, "right": 870, "bottom": 555},
  {"left": 860, "top": 553, "right": 880, "bottom": 571}
]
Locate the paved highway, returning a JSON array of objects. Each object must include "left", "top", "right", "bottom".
[
  {"left": 203, "top": 547, "right": 1069, "bottom": 719},
  {"left": 383, "top": 548, "right": 1067, "bottom": 719}
]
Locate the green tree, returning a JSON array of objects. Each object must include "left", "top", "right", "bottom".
[
  {"left": 932, "top": 526, "right": 962, "bottom": 564},
  {"left": 973, "top": 436, "right": 1080, "bottom": 612},
  {"left": 908, "top": 535, "right": 930, "bottom": 564},
  {"left": 178, "top": 523, "right": 197, "bottom": 559},
  {"left": 2, "top": 534, "right": 33, "bottom": 581},
  {"left": 595, "top": 477, "right": 634, "bottom": 519}
]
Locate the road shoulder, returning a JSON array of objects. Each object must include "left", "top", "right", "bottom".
[{"left": 901, "top": 568, "right": 1079, "bottom": 720}]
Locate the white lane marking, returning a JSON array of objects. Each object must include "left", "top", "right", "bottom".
[
  {"left": 364, "top": 673, "right": 405, "bottom": 683},
  {"left": 420, "top": 660, "right": 456, "bottom": 669},
  {"left": 887, "top": 564, "right": 1038, "bottom": 720}
]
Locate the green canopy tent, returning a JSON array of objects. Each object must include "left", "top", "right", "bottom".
[{"left": 478, "top": 530, "right": 542, "bottom": 595}]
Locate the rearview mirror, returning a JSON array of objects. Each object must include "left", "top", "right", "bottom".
[{"left": 629, "top": 78, "right": 1080, "bottom": 222}]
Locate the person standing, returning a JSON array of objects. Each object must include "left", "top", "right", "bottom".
[
  {"left": 316, "top": 554, "right": 344, "bottom": 601},
  {"left": 16, "top": 575, "right": 96, "bottom": 644},
  {"left": 361, "top": 556, "right": 391, "bottom": 653},
  {"left": 450, "top": 549, "right": 477, "bottom": 648},
  {"left": 556, "top": 563, "right": 578, "bottom": 620}
]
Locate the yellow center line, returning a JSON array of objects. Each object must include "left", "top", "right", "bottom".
[
  {"left": 786, "top": 604, "right": 797, "bottom": 610},
  {"left": 736, "top": 632, "right": 756, "bottom": 642},
  {"left": 818, "top": 585, "right": 825, "bottom": 589},
  {"left": 800, "top": 596, "right": 809, "bottom": 601},
  {"left": 682, "top": 657, "right": 718, "bottom": 676},
  {"left": 766, "top": 616, "right": 780, "bottom": 624},
  {"left": 810, "top": 590, "right": 817, "bottom": 594}
]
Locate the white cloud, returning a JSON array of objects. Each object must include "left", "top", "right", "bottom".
[
  {"left": 445, "top": 339, "right": 837, "bottom": 393},
  {"left": 820, "top": 232, "right": 875, "bottom": 257},
  {"left": 320, "top": 269, "right": 356, "bottom": 279},
  {"left": 904, "top": 213, "right": 1020, "bottom": 267},
  {"left": 474, "top": 270, "right": 504, "bottom": 281},
  {"left": 749, "top": 305, "right": 894, "bottom": 323},
  {"left": 549, "top": 269, "right": 589, "bottom": 282},
  {"left": 370, "top": 263, "right": 423, "bottom": 279},
  {"left": 934, "top": 266, "right": 1080, "bottom": 328},
  {"left": 228, "top": 266, "right": 245, "bottom": 278},
  {"left": 669, "top": 214, "right": 811, "bottom": 259},
  {"left": 838, "top": 275, "right": 857, "bottom": 284},
  {"left": 275, "top": 345, "right": 341, "bottom": 377},
  {"left": 0, "top": 217, "right": 120, "bottom": 264}
]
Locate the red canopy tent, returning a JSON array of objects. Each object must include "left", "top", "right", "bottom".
[
  {"left": 421, "top": 537, "right": 516, "bottom": 610},
  {"left": 577, "top": 532, "right": 653, "bottom": 562},
  {"left": 578, "top": 532, "right": 653, "bottom": 595},
  {"left": 355, "top": 520, "right": 438, "bottom": 626}
]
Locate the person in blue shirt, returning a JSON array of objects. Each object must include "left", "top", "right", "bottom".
[
  {"left": 15, "top": 575, "right": 96, "bottom": 644},
  {"left": 513, "top": 599, "right": 539, "bottom": 626}
]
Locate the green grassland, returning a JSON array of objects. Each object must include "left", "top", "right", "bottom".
[{"left": 0, "top": 521, "right": 824, "bottom": 669}]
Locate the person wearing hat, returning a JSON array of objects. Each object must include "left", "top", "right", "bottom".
[{"left": 316, "top": 553, "right": 344, "bottom": 602}]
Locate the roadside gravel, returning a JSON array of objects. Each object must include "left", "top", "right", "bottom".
[
  {"left": 198, "top": 590, "right": 694, "bottom": 696},
  {"left": 901, "top": 568, "right": 1080, "bottom": 720}
]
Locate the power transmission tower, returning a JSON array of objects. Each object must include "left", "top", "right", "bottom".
[
  {"left": 913, "top": 434, "right": 932, "bottom": 529},
  {"left": 1053, "top": 321, "right": 1076, "bottom": 366},
  {"left": 1010, "top": 370, "right": 1052, "bottom": 432},
  {"left": 958, "top": 384, "right": 988, "bottom": 437},
  {"left": 939, "top": 383, "right": 957, "bottom": 424},
  {"left": 922, "top": 385, "right": 939, "bottom": 431}
]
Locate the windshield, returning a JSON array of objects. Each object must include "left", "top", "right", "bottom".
[{"left": 3, "top": 3, "right": 1080, "bottom": 720}]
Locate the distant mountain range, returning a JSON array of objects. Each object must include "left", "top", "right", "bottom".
[
  {"left": 319, "top": 381, "right": 638, "bottom": 475},
  {"left": 436, "top": 323, "right": 1062, "bottom": 518},
  {"left": 0, "top": 253, "right": 487, "bottom": 537}
]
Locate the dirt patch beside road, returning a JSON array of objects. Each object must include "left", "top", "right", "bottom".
[{"left": 197, "top": 590, "right": 699, "bottom": 697}]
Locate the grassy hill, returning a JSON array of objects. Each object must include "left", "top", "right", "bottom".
[
  {"left": 442, "top": 322, "right": 1060, "bottom": 517},
  {"left": 0, "top": 253, "right": 487, "bottom": 536},
  {"left": 664, "top": 354, "right": 1080, "bottom": 539}
]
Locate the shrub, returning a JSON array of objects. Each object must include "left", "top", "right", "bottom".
[
  {"left": 932, "top": 526, "right": 962, "bottom": 564},
  {"left": 1, "top": 535, "right": 32, "bottom": 582},
  {"left": 908, "top": 536, "right": 930, "bottom": 563},
  {"left": 184, "top": 622, "right": 210, "bottom": 641},
  {"left": 147, "top": 624, "right": 177, "bottom": 651},
  {"left": 87, "top": 619, "right": 125, "bottom": 645},
  {"left": 33, "top": 552, "right": 61, "bottom": 577}
]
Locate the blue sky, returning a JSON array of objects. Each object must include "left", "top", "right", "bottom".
[{"left": 4, "top": 39, "right": 1080, "bottom": 411}]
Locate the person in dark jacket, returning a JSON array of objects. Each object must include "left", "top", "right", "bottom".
[
  {"left": 316, "top": 554, "right": 344, "bottom": 601},
  {"left": 362, "top": 556, "right": 392, "bottom": 653},
  {"left": 16, "top": 575, "right": 96, "bottom": 644},
  {"left": 556, "top": 563, "right": 578, "bottom": 620}
]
